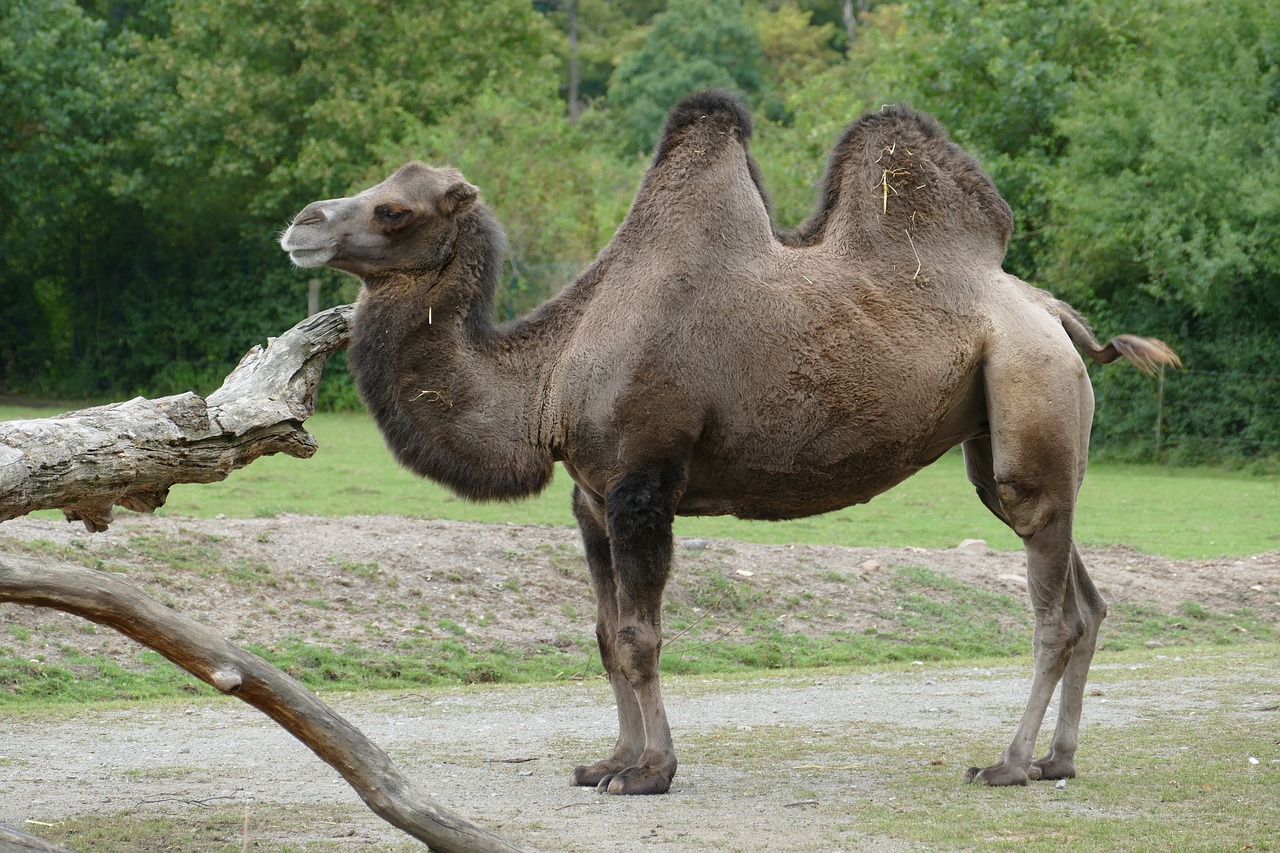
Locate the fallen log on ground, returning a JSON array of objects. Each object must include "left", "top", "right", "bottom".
[
  {"left": 0, "top": 305, "right": 352, "bottom": 532},
  {"left": 0, "top": 305, "right": 529, "bottom": 852}
]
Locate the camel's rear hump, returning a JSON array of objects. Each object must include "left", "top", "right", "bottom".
[{"left": 789, "top": 106, "right": 1014, "bottom": 277}]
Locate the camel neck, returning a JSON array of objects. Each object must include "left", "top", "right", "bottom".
[{"left": 347, "top": 208, "right": 561, "bottom": 501}]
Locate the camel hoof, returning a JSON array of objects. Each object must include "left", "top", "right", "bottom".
[
  {"left": 964, "top": 763, "right": 1030, "bottom": 786},
  {"left": 601, "top": 764, "right": 673, "bottom": 796},
  {"left": 570, "top": 760, "right": 625, "bottom": 788},
  {"left": 1030, "top": 757, "right": 1076, "bottom": 781}
]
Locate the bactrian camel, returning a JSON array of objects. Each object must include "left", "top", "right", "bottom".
[{"left": 280, "top": 90, "right": 1179, "bottom": 794}]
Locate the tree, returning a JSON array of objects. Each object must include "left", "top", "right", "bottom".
[
  {"left": 1043, "top": 0, "right": 1280, "bottom": 457},
  {"left": 608, "top": 0, "right": 769, "bottom": 153},
  {"left": 0, "top": 0, "right": 121, "bottom": 394},
  {"left": 1046, "top": 0, "right": 1280, "bottom": 321},
  {"left": 748, "top": 2, "right": 842, "bottom": 100},
  {"left": 1, "top": 0, "right": 561, "bottom": 401}
]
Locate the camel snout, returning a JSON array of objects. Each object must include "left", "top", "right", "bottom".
[
  {"left": 279, "top": 203, "right": 338, "bottom": 269},
  {"left": 290, "top": 201, "right": 328, "bottom": 228}
]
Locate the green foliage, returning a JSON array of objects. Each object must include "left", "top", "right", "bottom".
[
  {"left": 608, "top": 0, "right": 771, "bottom": 153},
  {"left": 1044, "top": 0, "right": 1280, "bottom": 456},
  {"left": 1, "top": 0, "right": 562, "bottom": 400},
  {"left": 1046, "top": 0, "right": 1280, "bottom": 315},
  {"left": 0, "top": 0, "right": 121, "bottom": 392},
  {"left": 748, "top": 2, "right": 842, "bottom": 100},
  {"left": 3, "top": 0, "right": 1277, "bottom": 461}
]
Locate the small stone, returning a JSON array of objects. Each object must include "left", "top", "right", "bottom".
[
  {"left": 735, "top": 569, "right": 754, "bottom": 577},
  {"left": 1055, "top": 779, "right": 1067, "bottom": 790},
  {"left": 1144, "top": 640, "right": 1165, "bottom": 649},
  {"left": 859, "top": 559, "right": 881, "bottom": 572},
  {"left": 681, "top": 538, "right": 710, "bottom": 552}
]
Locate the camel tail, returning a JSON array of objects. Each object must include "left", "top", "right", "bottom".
[{"left": 1056, "top": 302, "right": 1182, "bottom": 376}]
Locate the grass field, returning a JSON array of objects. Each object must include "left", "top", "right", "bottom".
[{"left": 3, "top": 406, "right": 1274, "bottom": 558}]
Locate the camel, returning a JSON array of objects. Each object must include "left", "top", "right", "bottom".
[{"left": 280, "top": 89, "right": 1179, "bottom": 795}]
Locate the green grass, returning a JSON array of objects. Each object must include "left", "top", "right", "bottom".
[
  {"left": 3, "top": 553, "right": 1272, "bottom": 707},
  {"left": 4, "top": 406, "right": 1272, "bottom": 558},
  {"left": 0, "top": 637, "right": 602, "bottom": 708}
]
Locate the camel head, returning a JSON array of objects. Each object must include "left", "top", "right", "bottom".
[{"left": 280, "top": 162, "right": 480, "bottom": 284}]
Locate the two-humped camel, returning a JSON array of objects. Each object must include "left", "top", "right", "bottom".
[{"left": 281, "top": 90, "right": 1178, "bottom": 794}]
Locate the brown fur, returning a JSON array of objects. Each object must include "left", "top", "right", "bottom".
[{"left": 281, "top": 90, "right": 1180, "bottom": 795}]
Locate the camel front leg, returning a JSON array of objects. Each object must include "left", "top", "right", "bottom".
[
  {"left": 569, "top": 487, "right": 647, "bottom": 787},
  {"left": 568, "top": 478, "right": 679, "bottom": 794},
  {"left": 590, "top": 464, "right": 685, "bottom": 795}
]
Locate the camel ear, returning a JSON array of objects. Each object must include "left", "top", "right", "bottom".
[{"left": 439, "top": 181, "right": 478, "bottom": 218}]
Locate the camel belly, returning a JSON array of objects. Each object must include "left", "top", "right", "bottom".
[
  {"left": 676, "top": 455, "right": 921, "bottom": 521},
  {"left": 678, "top": 359, "right": 988, "bottom": 521}
]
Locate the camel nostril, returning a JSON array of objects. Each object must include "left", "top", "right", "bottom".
[{"left": 293, "top": 203, "right": 327, "bottom": 227}]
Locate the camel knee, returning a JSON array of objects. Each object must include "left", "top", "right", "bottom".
[{"left": 614, "top": 623, "right": 662, "bottom": 686}]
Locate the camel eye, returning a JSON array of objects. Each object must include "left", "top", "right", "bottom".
[{"left": 375, "top": 205, "right": 411, "bottom": 226}]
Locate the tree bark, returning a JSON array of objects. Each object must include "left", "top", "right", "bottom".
[
  {"left": 843, "top": 0, "right": 871, "bottom": 49},
  {"left": 0, "top": 553, "right": 528, "bottom": 853},
  {"left": 0, "top": 305, "right": 353, "bottom": 532},
  {"left": 0, "top": 304, "right": 529, "bottom": 852},
  {"left": 0, "top": 825, "right": 76, "bottom": 852}
]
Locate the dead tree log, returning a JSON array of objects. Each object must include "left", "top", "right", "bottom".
[
  {"left": 0, "top": 553, "right": 527, "bottom": 853},
  {"left": 0, "top": 824, "right": 76, "bottom": 853},
  {"left": 0, "top": 304, "right": 353, "bottom": 532},
  {"left": 0, "top": 307, "right": 530, "bottom": 853}
]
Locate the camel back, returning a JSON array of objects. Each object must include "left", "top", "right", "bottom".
[{"left": 790, "top": 106, "right": 1014, "bottom": 276}]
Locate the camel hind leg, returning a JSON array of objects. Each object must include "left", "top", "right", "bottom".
[
  {"left": 1027, "top": 543, "right": 1106, "bottom": 780},
  {"left": 959, "top": 360, "right": 1106, "bottom": 785}
]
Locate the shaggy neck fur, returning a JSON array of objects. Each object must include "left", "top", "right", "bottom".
[{"left": 347, "top": 204, "right": 568, "bottom": 501}]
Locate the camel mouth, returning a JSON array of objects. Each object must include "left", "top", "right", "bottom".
[
  {"left": 285, "top": 246, "right": 336, "bottom": 269},
  {"left": 279, "top": 224, "right": 337, "bottom": 268}
]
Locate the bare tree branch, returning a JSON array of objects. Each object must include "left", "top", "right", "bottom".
[
  {"left": 1, "top": 304, "right": 529, "bottom": 851},
  {"left": 0, "top": 305, "right": 354, "bottom": 532},
  {"left": 0, "top": 553, "right": 529, "bottom": 853},
  {"left": 0, "top": 824, "right": 76, "bottom": 852}
]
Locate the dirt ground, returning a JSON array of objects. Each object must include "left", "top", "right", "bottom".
[{"left": 1, "top": 513, "right": 1278, "bottom": 851}]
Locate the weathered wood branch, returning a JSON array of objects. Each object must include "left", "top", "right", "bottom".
[
  {"left": 1, "top": 305, "right": 529, "bottom": 852},
  {"left": 0, "top": 824, "right": 76, "bottom": 852},
  {"left": 0, "top": 553, "right": 529, "bottom": 853},
  {"left": 0, "top": 305, "right": 354, "bottom": 532}
]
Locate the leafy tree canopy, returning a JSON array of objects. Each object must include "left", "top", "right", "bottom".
[{"left": 608, "top": 0, "right": 769, "bottom": 153}]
